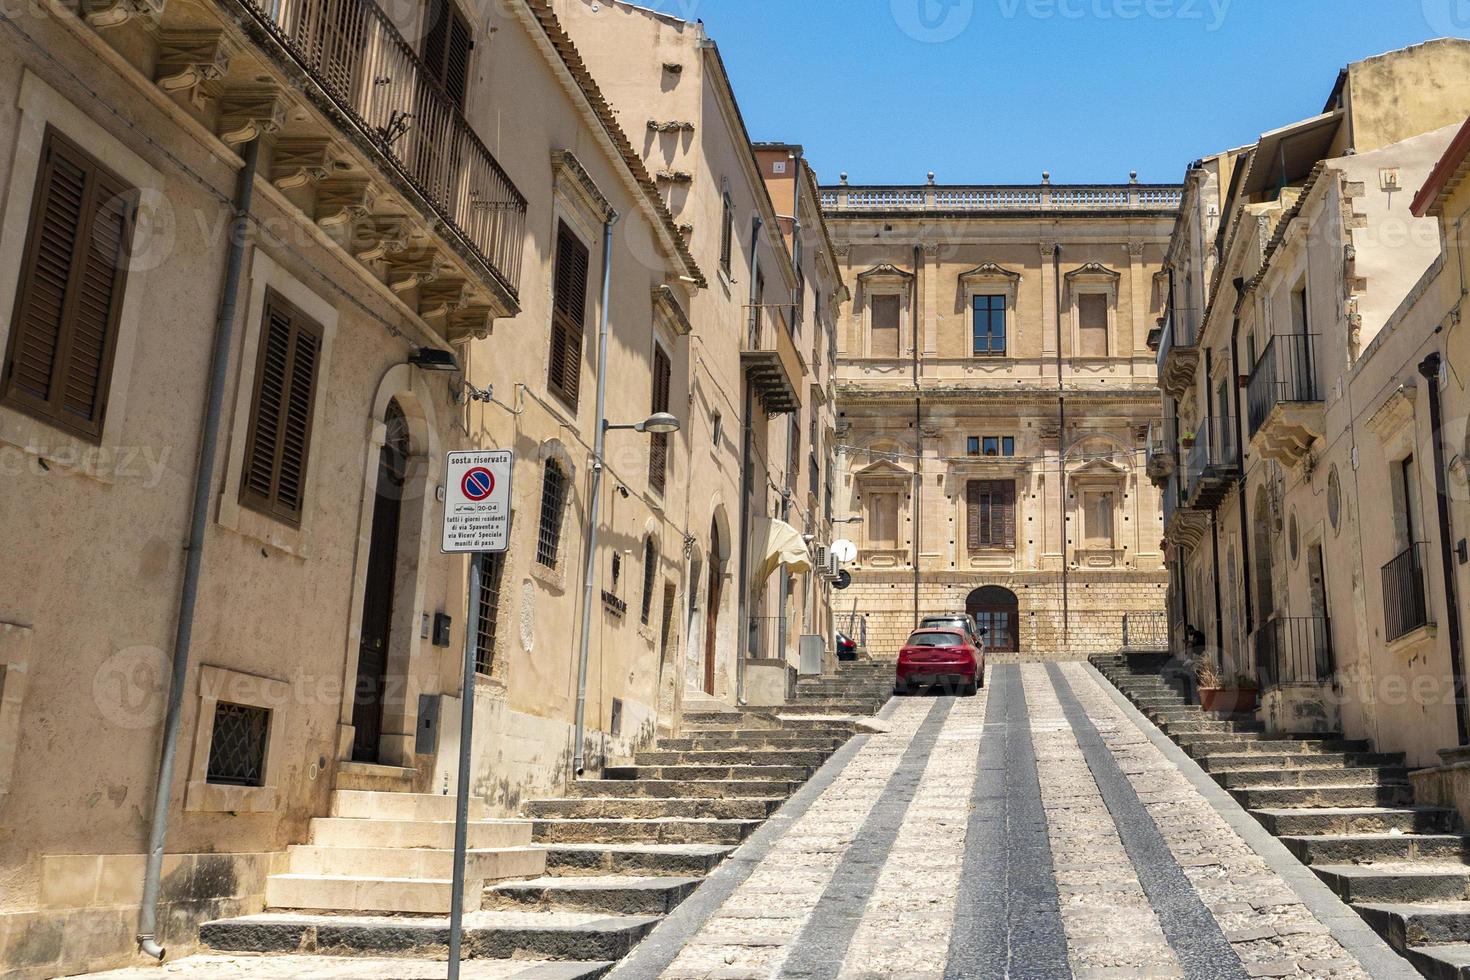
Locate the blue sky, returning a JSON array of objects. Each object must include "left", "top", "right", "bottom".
[{"left": 636, "top": 0, "right": 1470, "bottom": 186}]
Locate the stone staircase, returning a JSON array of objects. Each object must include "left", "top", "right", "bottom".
[
  {"left": 196, "top": 659, "right": 895, "bottom": 975},
  {"left": 1093, "top": 651, "right": 1470, "bottom": 980}
]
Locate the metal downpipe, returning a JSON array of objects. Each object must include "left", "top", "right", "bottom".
[{"left": 137, "top": 138, "right": 259, "bottom": 959}]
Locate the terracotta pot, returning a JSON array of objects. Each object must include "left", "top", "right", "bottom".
[{"left": 1198, "top": 687, "right": 1258, "bottom": 714}]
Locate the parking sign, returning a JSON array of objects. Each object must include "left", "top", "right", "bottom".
[{"left": 442, "top": 450, "right": 513, "bottom": 553}]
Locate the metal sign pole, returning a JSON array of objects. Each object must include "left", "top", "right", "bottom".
[{"left": 447, "top": 553, "right": 482, "bottom": 980}]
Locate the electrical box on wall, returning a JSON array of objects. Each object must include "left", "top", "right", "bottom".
[{"left": 432, "top": 612, "right": 453, "bottom": 647}]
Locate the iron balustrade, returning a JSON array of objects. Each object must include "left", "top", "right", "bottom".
[
  {"left": 240, "top": 0, "right": 527, "bottom": 296},
  {"left": 1122, "top": 611, "right": 1169, "bottom": 650},
  {"left": 1253, "top": 615, "right": 1334, "bottom": 689},
  {"left": 1382, "top": 542, "right": 1433, "bottom": 642},
  {"left": 1182, "top": 415, "right": 1239, "bottom": 501},
  {"left": 1247, "top": 334, "right": 1321, "bottom": 437}
]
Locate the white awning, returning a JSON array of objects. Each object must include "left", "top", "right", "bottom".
[{"left": 752, "top": 518, "right": 812, "bottom": 582}]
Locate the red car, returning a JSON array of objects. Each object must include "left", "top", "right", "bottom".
[{"left": 895, "top": 628, "right": 984, "bottom": 696}]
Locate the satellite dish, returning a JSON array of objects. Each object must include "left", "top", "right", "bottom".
[
  {"left": 833, "top": 569, "right": 852, "bottom": 590},
  {"left": 831, "top": 539, "right": 858, "bottom": 563}
]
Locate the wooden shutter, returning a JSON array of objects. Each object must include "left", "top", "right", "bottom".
[
  {"left": 870, "top": 295, "right": 899, "bottom": 358},
  {"left": 719, "top": 194, "right": 733, "bottom": 272},
  {"left": 649, "top": 344, "right": 671, "bottom": 495},
  {"left": 1079, "top": 293, "right": 1108, "bottom": 357},
  {"left": 548, "top": 222, "right": 589, "bottom": 408},
  {"left": 3, "top": 128, "right": 135, "bottom": 441},
  {"left": 423, "top": 0, "right": 472, "bottom": 108},
  {"left": 967, "top": 480, "right": 1015, "bottom": 550},
  {"left": 240, "top": 291, "right": 323, "bottom": 524}
]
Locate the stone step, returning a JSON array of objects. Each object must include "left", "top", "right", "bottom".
[
  {"left": 329, "top": 790, "right": 488, "bottom": 823},
  {"left": 1399, "top": 943, "right": 1470, "bottom": 980},
  {"left": 655, "top": 735, "right": 845, "bottom": 752},
  {"left": 527, "top": 796, "right": 783, "bottom": 820},
  {"left": 1159, "top": 719, "right": 1266, "bottom": 735},
  {"left": 1176, "top": 736, "right": 1370, "bottom": 755},
  {"left": 284, "top": 844, "right": 546, "bottom": 883},
  {"left": 633, "top": 749, "right": 830, "bottom": 768},
  {"left": 1252, "top": 806, "right": 1459, "bottom": 837},
  {"left": 1279, "top": 834, "right": 1470, "bottom": 866},
  {"left": 1231, "top": 783, "right": 1414, "bottom": 810},
  {"left": 540, "top": 842, "right": 734, "bottom": 877},
  {"left": 201, "top": 910, "right": 659, "bottom": 962},
  {"left": 1213, "top": 767, "right": 1411, "bottom": 790},
  {"left": 485, "top": 876, "right": 702, "bottom": 916},
  {"left": 532, "top": 817, "right": 761, "bottom": 845},
  {"left": 308, "top": 817, "right": 532, "bottom": 850},
  {"left": 1313, "top": 863, "right": 1470, "bottom": 904},
  {"left": 1198, "top": 752, "right": 1407, "bottom": 773},
  {"left": 264, "top": 873, "right": 474, "bottom": 915},
  {"left": 1357, "top": 901, "right": 1470, "bottom": 952},
  {"left": 569, "top": 779, "right": 797, "bottom": 800},
  {"left": 761, "top": 702, "right": 883, "bottom": 715},
  {"left": 605, "top": 764, "right": 814, "bottom": 782},
  {"left": 81, "top": 954, "right": 614, "bottom": 978},
  {"left": 333, "top": 762, "right": 418, "bottom": 793}
]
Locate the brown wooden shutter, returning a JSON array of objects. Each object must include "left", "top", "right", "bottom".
[
  {"left": 999, "top": 481, "right": 1016, "bottom": 548},
  {"left": 240, "top": 292, "right": 323, "bottom": 524},
  {"left": 423, "top": 0, "right": 472, "bottom": 108},
  {"left": 966, "top": 481, "right": 983, "bottom": 551},
  {"left": 649, "top": 344, "right": 671, "bottom": 495},
  {"left": 548, "top": 222, "right": 589, "bottom": 408},
  {"left": 871, "top": 295, "right": 899, "bottom": 358},
  {"left": 2, "top": 128, "right": 134, "bottom": 441},
  {"left": 967, "top": 480, "right": 1016, "bottom": 549},
  {"left": 719, "top": 194, "right": 733, "bottom": 272}
]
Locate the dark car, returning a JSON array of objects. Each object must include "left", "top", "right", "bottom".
[
  {"left": 895, "top": 628, "right": 983, "bottom": 696},
  {"left": 919, "top": 613, "right": 986, "bottom": 651}
]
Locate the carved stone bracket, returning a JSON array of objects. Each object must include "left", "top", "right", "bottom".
[
  {"left": 272, "top": 138, "right": 337, "bottom": 190},
  {"left": 82, "top": 0, "right": 165, "bottom": 29},
  {"left": 155, "top": 29, "right": 234, "bottom": 96},
  {"left": 647, "top": 120, "right": 695, "bottom": 133},
  {"left": 655, "top": 170, "right": 694, "bottom": 184},
  {"left": 315, "top": 178, "right": 379, "bottom": 230},
  {"left": 417, "top": 279, "right": 468, "bottom": 320},
  {"left": 388, "top": 253, "right": 443, "bottom": 293},
  {"left": 351, "top": 216, "right": 412, "bottom": 264},
  {"left": 217, "top": 86, "right": 288, "bottom": 146},
  {"left": 448, "top": 306, "right": 495, "bottom": 341}
]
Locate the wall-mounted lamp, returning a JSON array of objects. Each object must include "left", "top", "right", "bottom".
[
  {"left": 407, "top": 347, "right": 460, "bottom": 372},
  {"left": 605, "top": 412, "right": 681, "bottom": 435}
]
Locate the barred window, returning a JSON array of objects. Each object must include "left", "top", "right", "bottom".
[
  {"left": 639, "top": 537, "right": 658, "bottom": 626},
  {"left": 474, "top": 551, "right": 505, "bottom": 674},
  {"left": 536, "top": 460, "right": 568, "bottom": 568},
  {"left": 206, "top": 702, "right": 270, "bottom": 787}
]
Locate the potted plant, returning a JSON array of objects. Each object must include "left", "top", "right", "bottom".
[
  {"left": 1197, "top": 663, "right": 1259, "bottom": 714},
  {"left": 1180, "top": 429, "right": 1197, "bottom": 449}
]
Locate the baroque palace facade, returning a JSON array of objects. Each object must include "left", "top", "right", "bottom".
[{"left": 824, "top": 176, "right": 1180, "bottom": 660}]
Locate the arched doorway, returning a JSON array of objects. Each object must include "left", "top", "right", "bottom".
[
  {"left": 1252, "top": 487, "right": 1275, "bottom": 621},
  {"left": 352, "top": 400, "right": 410, "bottom": 762},
  {"left": 967, "top": 585, "right": 1019, "bottom": 654},
  {"left": 704, "top": 517, "right": 722, "bottom": 695}
]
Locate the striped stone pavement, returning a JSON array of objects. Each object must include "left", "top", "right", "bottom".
[{"left": 612, "top": 663, "right": 1396, "bottom": 980}]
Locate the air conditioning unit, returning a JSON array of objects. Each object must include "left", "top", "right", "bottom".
[
  {"left": 814, "top": 545, "right": 833, "bottom": 579},
  {"left": 824, "top": 549, "right": 841, "bottom": 580}
]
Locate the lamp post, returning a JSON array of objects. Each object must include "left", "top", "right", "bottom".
[{"left": 572, "top": 411, "right": 681, "bottom": 776}]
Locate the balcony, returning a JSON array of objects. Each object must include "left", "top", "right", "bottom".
[
  {"left": 1146, "top": 419, "right": 1177, "bottom": 485},
  {"left": 1157, "top": 309, "right": 1200, "bottom": 399},
  {"left": 1162, "top": 471, "right": 1208, "bottom": 550},
  {"left": 79, "top": 0, "right": 528, "bottom": 329},
  {"left": 743, "top": 304, "right": 804, "bottom": 414},
  {"left": 1181, "top": 415, "right": 1241, "bottom": 511},
  {"left": 1247, "top": 334, "right": 1325, "bottom": 466},
  {"left": 1382, "top": 543, "right": 1434, "bottom": 644},
  {"left": 1252, "top": 615, "right": 1334, "bottom": 689}
]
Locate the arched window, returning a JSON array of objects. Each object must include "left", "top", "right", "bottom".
[{"left": 536, "top": 460, "right": 567, "bottom": 568}]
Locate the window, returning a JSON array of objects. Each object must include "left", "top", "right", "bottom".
[
  {"left": 868, "top": 493, "right": 900, "bottom": 549},
  {"left": 649, "top": 344, "right": 671, "bottom": 495},
  {"left": 422, "top": 0, "right": 473, "bottom": 108},
  {"left": 474, "top": 551, "right": 504, "bottom": 675},
  {"left": 972, "top": 294, "right": 1006, "bottom": 356},
  {"left": 871, "top": 295, "right": 900, "bottom": 358},
  {"left": 970, "top": 436, "right": 1014, "bottom": 457},
  {"left": 240, "top": 291, "right": 323, "bottom": 525},
  {"left": 1396, "top": 455, "right": 1421, "bottom": 551},
  {"left": 711, "top": 410, "right": 722, "bottom": 448},
  {"left": 548, "top": 221, "right": 589, "bottom": 408},
  {"left": 640, "top": 537, "right": 658, "bottom": 626},
  {"left": 1084, "top": 491, "right": 1116, "bottom": 548},
  {"left": 966, "top": 479, "right": 1015, "bottom": 550},
  {"left": 719, "top": 194, "right": 734, "bottom": 274},
  {"left": 536, "top": 460, "right": 568, "bottom": 567},
  {"left": 2, "top": 127, "right": 136, "bottom": 441},
  {"left": 206, "top": 702, "right": 270, "bottom": 787},
  {"left": 1078, "top": 293, "right": 1108, "bottom": 357}
]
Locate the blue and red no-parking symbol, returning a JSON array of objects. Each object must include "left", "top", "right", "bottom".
[{"left": 460, "top": 467, "right": 495, "bottom": 502}]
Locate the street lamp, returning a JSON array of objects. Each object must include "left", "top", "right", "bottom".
[
  {"left": 573, "top": 412, "right": 683, "bottom": 775},
  {"left": 833, "top": 516, "right": 865, "bottom": 525}
]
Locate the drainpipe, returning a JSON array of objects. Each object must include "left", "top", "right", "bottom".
[
  {"left": 736, "top": 216, "right": 763, "bottom": 704},
  {"left": 137, "top": 138, "right": 259, "bottom": 959},
  {"left": 1054, "top": 244, "right": 1069, "bottom": 644},
  {"left": 913, "top": 245, "right": 922, "bottom": 628},
  {"left": 1230, "top": 279, "right": 1253, "bottom": 642},
  {"left": 572, "top": 212, "right": 619, "bottom": 776},
  {"left": 1418, "top": 352, "right": 1469, "bottom": 746}
]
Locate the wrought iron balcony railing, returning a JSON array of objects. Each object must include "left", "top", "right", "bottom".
[
  {"left": 1247, "top": 334, "right": 1322, "bottom": 437},
  {"left": 241, "top": 0, "right": 527, "bottom": 296},
  {"left": 1181, "top": 415, "right": 1240, "bottom": 508},
  {"left": 1252, "top": 615, "right": 1334, "bottom": 689},
  {"left": 1382, "top": 542, "right": 1433, "bottom": 642}
]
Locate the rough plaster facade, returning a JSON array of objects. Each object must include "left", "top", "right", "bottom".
[{"left": 824, "top": 182, "right": 1178, "bottom": 661}]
